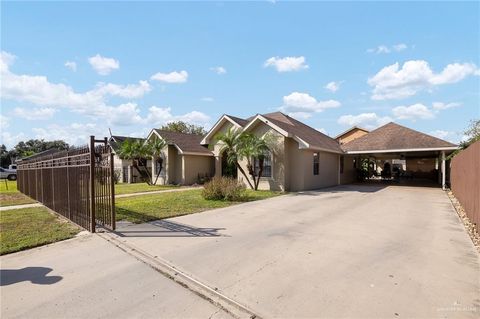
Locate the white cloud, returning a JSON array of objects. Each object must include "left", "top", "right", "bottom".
[
  {"left": 146, "top": 106, "right": 210, "bottom": 127},
  {"left": 368, "top": 60, "right": 479, "bottom": 100},
  {"left": 0, "top": 52, "right": 151, "bottom": 122},
  {"left": 210, "top": 66, "right": 226, "bottom": 74},
  {"left": 32, "top": 123, "right": 103, "bottom": 146},
  {"left": 150, "top": 70, "right": 188, "bottom": 83},
  {"left": 13, "top": 107, "right": 56, "bottom": 120},
  {"left": 280, "top": 92, "right": 340, "bottom": 118},
  {"left": 102, "top": 103, "right": 143, "bottom": 126},
  {"left": 338, "top": 113, "right": 392, "bottom": 130},
  {"left": 316, "top": 128, "right": 328, "bottom": 135},
  {"left": 0, "top": 114, "right": 9, "bottom": 129},
  {"left": 88, "top": 54, "right": 119, "bottom": 75},
  {"left": 264, "top": 56, "right": 309, "bottom": 72},
  {"left": 201, "top": 97, "right": 214, "bottom": 102},
  {"left": 0, "top": 51, "right": 16, "bottom": 72},
  {"left": 64, "top": 61, "right": 77, "bottom": 72},
  {"left": 432, "top": 102, "right": 461, "bottom": 110},
  {"left": 93, "top": 81, "right": 151, "bottom": 99},
  {"left": 392, "top": 103, "right": 435, "bottom": 121},
  {"left": 367, "top": 43, "right": 408, "bottom": 54},
  {"left": 324, "top": 81, "right": 341, "bottom": 93},
  {"left": 1, "top": 131, "right": 27, "bottom": 149}
]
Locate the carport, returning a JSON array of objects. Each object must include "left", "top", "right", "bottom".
[{"left": 341, "top": 122, "right": 458, "bottom": 189}]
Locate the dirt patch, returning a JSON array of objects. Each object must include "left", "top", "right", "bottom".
[
  {"left": 0, "top": 193, "right": 36, "bottom": 207},
  {"left": 447, "top": 190, "right": 480, "bottom": 253}
]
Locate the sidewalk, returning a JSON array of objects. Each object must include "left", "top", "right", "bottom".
[
  {"left": 0, "top": 186, "right": 201, "bottom": 211},
  {"left": 0, "top": 234, "right": 232, "bottom": 319}
]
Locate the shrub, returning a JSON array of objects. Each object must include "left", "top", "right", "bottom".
[{"left": 202, "top": 177, "right": 245, "bottom": 201}]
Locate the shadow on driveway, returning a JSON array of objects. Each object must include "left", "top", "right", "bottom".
[
  {"left": 113, "top": 219, "right": 226, "bottom": 238},
  {"left": 0, "top": 267, "right": 62, "bottom": 286}
]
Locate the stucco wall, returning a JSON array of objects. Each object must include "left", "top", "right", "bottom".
[
  {"left": 210, "top": 121, "right": 236, "bottom": 178},
  {"left": 237, "top": 122, "right": 286, "bottom": 191},
  {"left": 183, "top": 155, "right": 215, "bottom": 185},
  {"left": 337, "top": 129, "right": 368, "bottom": 145},
  {"left": 340, "top": 155, "right": 357, "bottom": 184},
  {"left": 302, "top": 150, "right": 339, "bottom": 190}
]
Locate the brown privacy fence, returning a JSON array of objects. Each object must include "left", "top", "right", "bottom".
[
  {"left": 17, "top": 136, "right": 115, "bottom": 232},
  {"left": 450, "top": 140, "right": 480, "bottom": 227}
]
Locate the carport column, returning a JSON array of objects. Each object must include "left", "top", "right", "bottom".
[{"left": 441, "top": 151, "right": 446, "bottom": 190}]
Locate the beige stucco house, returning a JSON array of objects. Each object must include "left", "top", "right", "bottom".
[
  {"left": 201, "top": 112, "right": 458, "bottom": 191},
  {"left": 145, "top": 129, "right": 214, "bottom": 185}
]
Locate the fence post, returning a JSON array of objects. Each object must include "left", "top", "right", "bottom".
[
  {"left": 51, "top": 154, "right": 55, "bottom": 211},
  {"left": 110, "top": 151, "right": 116, "bottom": 230},
  {"left": 90, "top": 136, "right": 96, "bottom": 233}
]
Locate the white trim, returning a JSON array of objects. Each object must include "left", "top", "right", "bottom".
[
  {"left": 200, "top": 115, "right": 244, "bottom": 145},
  {"left": 180, "top": 151, "right": 214, "bottom": 157},
  {"left": 243, "top": 114, "right": 291, "bottom": 137},
  {"left": 345, "top": 146, "right": 458, "bottom": 154}
]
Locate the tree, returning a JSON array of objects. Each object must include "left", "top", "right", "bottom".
[
  {"left": 117, "top": 139, "right": 152, "bottom": 184},
  {"left": 160, "top": 121, "right": 207, "bottom": 136},
  {"left": 448, "top": 119, "right": 480, "bottom": 159},
  {"left": 214, "top": 128, "right": 254, "bottom": 189},
  {"left": 238, "top": 133, "right": 270, "bottom": 190},
  {"left": 13, "top": 139, "right": 69, "bottom": 158},
  {"left": 0, "top": 144, "right": 11, "bottom": 167},
  {"left": 148, "top": 137, "right": 167, "bottom": 185}
]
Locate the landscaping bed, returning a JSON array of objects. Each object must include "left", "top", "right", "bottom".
[
  {"left": 0, "top": 180, "right": 37, "bottom": 207},
  {"left": 0, "top": 207, "right": 80, "bottom": 255},
  {"left": 116, "top": 189, "right": 283, "bottom": 223}
]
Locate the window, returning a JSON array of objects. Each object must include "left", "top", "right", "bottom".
[
  {"left": 313, "top": 152, "right": 319, "bottom": 175},
  {"left": 155, "top": 157, "right": 164, "bottom": 175},
  {"left": 340, "top": 156, "right": 344, "bottom": 174},
  {"left": 253, "top": 152, "right": 272, "bottom": 177}
]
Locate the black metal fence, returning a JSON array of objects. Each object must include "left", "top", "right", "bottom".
[{"left": 17, "top": 136, "right": 115, "bottom": 232}]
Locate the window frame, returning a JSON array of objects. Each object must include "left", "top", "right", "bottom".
[
  {"left": 253, "top": 151, "right": 272, "bottom": 178},
  {"left": 313, "top": 152, "right": 320, "bottom": 175}
]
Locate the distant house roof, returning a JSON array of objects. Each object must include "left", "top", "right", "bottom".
[
  {"left": 334, "top": 126, "right": 369, "bottom": 140},
  {"left": 152, "top": 130, "right": 213, "bottom": 156},
  {"left": 109, "top": 135, "right": 145, "bottom": 152},
  {"left": 245, "top": 112, "right": 344, "bottom": 154},
  {"left": 342, "top": 122, "right": 458, "bottom": 153}
]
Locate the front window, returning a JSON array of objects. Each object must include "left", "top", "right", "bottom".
[
  {"left": 253, "top": 152, "right": 272, "bottom": 177},
  {"left": 313, "top": 152, "right": 319, "bottom": 175}
]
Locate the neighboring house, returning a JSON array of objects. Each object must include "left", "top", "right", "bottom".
[
  {"left": 335, "top": 126, "right": 369, "bottom": 145},
  {"left": 202, "top": 112, "right": 458, "bottom": 191},
  {"left": 108, "top": 135, "right": 150, "bottom": 183},
  {"left": 146, "top": 129, "right": 214, "bottom": 185}
]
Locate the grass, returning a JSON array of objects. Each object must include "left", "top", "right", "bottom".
[
  {"left": 0, "top": 180, "right": 37, "bottom": 207},
  {"left": 0, "top": 207, "right": 80, "bottom": 255},
  {"left": 116, "top": 189, "right": 284, "bottom": 224},
  {"left": 115, "top": 182, "right": 178, "bottom": 195}
]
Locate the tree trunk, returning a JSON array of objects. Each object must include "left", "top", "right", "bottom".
[
  {"left": 236, "top": 162, "right": 254, "bottom": 189},
  {"left": 133, "top": 159, "right": 152, "bottom": 185},
  {"left": 153, "top": 158, "right": 163, "bottom": 185},
  {"left": 254, "top": 158, "right": 264, "bottom": 190}
]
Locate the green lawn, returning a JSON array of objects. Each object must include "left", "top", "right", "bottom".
[
  {"left": 0, "top": 207, "right": 80, "bottom": 255},
  {"left": 115, "top": 182, "right": 178, "bottom": 195},
  {"left": 0, "top": 180, "right": 37, "bottom": 207},
  {"left": 116, "top": 189, "right": 284, "bottom": 223}
]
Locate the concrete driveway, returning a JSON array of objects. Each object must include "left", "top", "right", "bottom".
[
  {"left": 113, "top": 184, "right": 480, "bottom": 318},
  {"left": 0, "top": 234, "right": 232, "bottom": 319}
]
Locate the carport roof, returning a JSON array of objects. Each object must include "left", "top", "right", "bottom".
[{"left": 341, "top": 122, "right": 457, "bottom": 154}]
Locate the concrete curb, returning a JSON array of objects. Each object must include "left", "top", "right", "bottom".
[{"left": 97, "top": 231, "right": 261, "bottom": 319}]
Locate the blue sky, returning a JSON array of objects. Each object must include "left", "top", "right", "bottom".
[{"left": 1, "top": 1, "right": 479, "bottom": 147}]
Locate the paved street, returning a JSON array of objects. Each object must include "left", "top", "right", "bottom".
[{"left": 112, "top": 184, "right": 480, "bottom": 318}]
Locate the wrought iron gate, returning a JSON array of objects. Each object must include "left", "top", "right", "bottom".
[{"left": 17, "top": 136, "right": 115, "bottom": 232}]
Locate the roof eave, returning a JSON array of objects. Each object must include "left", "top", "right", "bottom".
[{"left": 345, "top": 146, "right": 459, "bottom": 154}]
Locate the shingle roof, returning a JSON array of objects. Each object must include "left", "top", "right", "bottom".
[
  {"left": 109, "top": 135, "right": 145, "bottom": 152},
  {"left": 226, "top": 115, "right": 249, "bottom": 127},
  {"left": 153, "top": 130, "right": 213, "bottom": 155},
  {"left": 261, "top": 112, "right": 344, "bottom": 153},
  {"left": 342, "top": 122, "right": 457, "bottom": 152}
]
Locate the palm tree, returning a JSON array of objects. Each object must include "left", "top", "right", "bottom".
[
  {"left": 239, "top": 133, "right": 270, "bottom": 190},
  {"left": 117, "top": 139, "right": 152, "bottom": 184},
  {"left": 148, "top": 137, "right": 167, "bottom": 185},
  {"left": 214, "top": 128, "right": 254, "bottom": 189}
]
